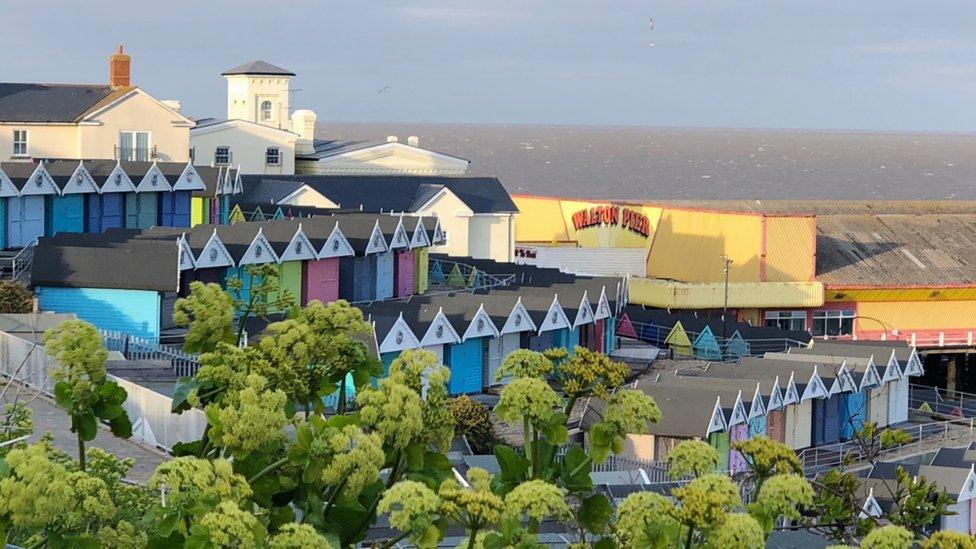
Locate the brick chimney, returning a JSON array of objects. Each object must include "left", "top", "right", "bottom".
[{"left": 109, "top": 45, "right": 131, "bottom": 88}]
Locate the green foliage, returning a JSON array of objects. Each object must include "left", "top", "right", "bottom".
[
  {"left": 552, "top": 346, "right": 628, "bottom": 403},
  {"left": 588, "top": 389, "right": 660, "bottom": 463},
  {"left": 377, "top": 480, "right": 444, "bottom": 547},
  {"left": 709, "top": 512, "right": 765, "bottom": 549},
  {"left": 879, "top": 427, "right": 914, "bottom": 449},
  {"left": 732, "top": 436, "right": 803, "bottom": 487},
  {"left": 502, "top": 480, "right": 571, "bottom": 531},
  {"left": 0, "top": 402, "right": 32, "bottom": 456},
  {"left": 860, "top": 525, "right": 913, "bottom": 549},
  {"left": 667, "top": 439, "right": 720, "bottom": 479},
  {"left": 887, "top": 465, "right": 955, "bottom": 535},
  {"left": 496, "top": 349, "right": 554, "bottom": 380},
  {"left": 613, "top": 491, "right": 679, "bottom": 548},
  {"left": 449, "top": 396, "right": 497, "bottom": 454},
  {"left": 268, "top": 523, "right": 337, "bottom": 548},
  {"left": 806, "top": 468, "right": 873, "bottom": 543},
  {"left": 921, "top": 531, "right": 976, "bottom": 549},
  {"left": 173, "top": 281, "right": 236, "bottom": 353},
  {"left": 670, "top": 473, "right": 742, "bottom": 533},
  {"left": 44, "top": 319, "right": 131, "bottom": 470},
  {"left": 0, "top": 280, "right": 33, "bottom": 313}
]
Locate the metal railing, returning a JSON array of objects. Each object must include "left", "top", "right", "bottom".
[
  {"left": 100, "top": 330, "right": 201, "bottom": 377},
  {"left": 796, "top": 417, "right": 976, "bottom": 475},
  {"left": 909, "top": 383, "right": 976, "bottom": 418},
  {"left": 351, "top": 259, "right": 516, "bottom": 306},
  {"left": 629, "top": 320, "right": 808, "bottom": 362},
  {"left": 10, "top": 241, "right": 34, "bottom": 283}
]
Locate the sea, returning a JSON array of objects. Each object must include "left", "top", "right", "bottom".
[{"left": 321, "top": 122, "right": 976, "bottom": 201}]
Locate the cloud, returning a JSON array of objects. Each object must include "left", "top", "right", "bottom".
[{"left": 856, "top": 38, "right": 976, "bottom": 55}]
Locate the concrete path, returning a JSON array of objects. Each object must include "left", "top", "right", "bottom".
[{"left": 2, "top": 381, "right": 167, "bottom": 483}]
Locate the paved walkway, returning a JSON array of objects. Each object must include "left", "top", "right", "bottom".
[{"left": 2, "top": 381, "right": 167, "bottom": 482}]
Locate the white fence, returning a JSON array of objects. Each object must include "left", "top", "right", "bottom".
[{"left": 0, "top": 330, "right": 206, "bottom": 453}]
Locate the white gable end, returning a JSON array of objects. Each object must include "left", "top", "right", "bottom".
[
  {"left": 860, "top": 360, "right": 881, "bottom": 391},
  {"left": 905, "top": 348, "right": 924, "bottom": 376},
  {"left": 881, "top": 354, "right": 903, "bottom": 384},
  {"left": 279, "top": 225, "right": 317, "bottom": 262},
  {"left": 501, "top": 298, "right": 538, "bottom": 335},
  {"left": 411, "top": 218, "right": 431, "bottom": 248},
  {"left": 801, "top": 368, "right": 829, "bottom": 401},
  {"left": 748, "top": 383, "right": 766, "bottom": 419},
  {"left": 707, "top": 397, "right": 728, "bottom": 435},
  {"left": 196, "top": 230, "right": 235, "bottom": 268},
  {"left": 463, "top": 304, "right": 500, "bottom": 341},
  {"left": 318, "top": 224, "right": 355, "bottom": 258},
  {"left": 173, "top": 163, "right": 206, "bottom": 191},
  {"left": 573, "top": 292, "right": 595, "bottom": 328},
  {"left": 136, "top": 162, "right": 172, "bottom": 193},
  {"left": 390, "top": 217, "right": 410, "bottom": 250},
  {"left": 21, "top": 163, "right": 58, "bottom": 196},
  {"left": 101, "top": 163, "right": 136, "bottom": 193},
  {"left": 594, "top": 287, "right": 612, "bottom": 321},
  {"left": 784, "top": 373, "right": 800, "bottom": 406},
  {"left": 959, "top": 465, "right": 976, "bottom": 503},
  {"left": 860, "top": 488, "right": 883, "bottom": 519},
  {"left": 62, "top": 162, "right": 98, "bottom": 195},
  {"left": 379, "top": 314, "right": 422, "bottom": 354},
  {"left": 365, "top": 221, "right": 389, "bottom": 255},
  {"left": 538, "top": 296, "right": 572, "bottom": 334},
  {"left": 238, "top": 228, "right": 280, "bottom": 265},
  {"left": 0, "top": 167, "right": 17, "bottom": 198},
  {"left": 421, "top": 309, "right": 462, "bottom": 346},
  {"left": 768, "top": 377, "right": 784, "bottom": 411},
  {"left": 178, "top": 235, "right": 195, "bottom": 271},
  {"left": 729, "top": 391, "right": 748, "bottom": 426}
]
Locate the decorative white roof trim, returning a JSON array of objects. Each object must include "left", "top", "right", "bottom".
[
  {"left": 177, "top": 234, "right": 195, "bottom": 271},
  {"left": 463, "top": 303, "right": 500, "bottom": 341},
  {"left": 800, "top": 366, "right": 829, "bottom": 401},
  {"left": 279, "top": 224, "right": 317, "bottom": 262},
  {"left": 501, "top": 297, "right": 538, "bottom": 335},
  {"left": 195, "top": 229, "right": 235, "bottom": 268},
  {"left": 420, "top": 308, "right": 462, "bottom": 346},
  {"left": 836, "top": 362, "right": 857, "bottom": 394},
  {"left": 431, "top": 218, "right": 446, "bottom": 245},
  {"left": 707, "top": 396, "right": 728, "bottom": 435},
  {"left": 538, "top": 294, "right": 572, "bottom": 335},
  {"left": 61, "top": 161, "right": 98, "bottom": 195},
  {"left": 365, "top": 220, "right": 389, "bottom": 255},
  {"left": 135, "top": 161, "right": 172, "bottom": 193},
  {"left": 378, "top": 313, "right": 422, "bottom": 354},
  {"left": 232, "top": 167, "right": 243, "bottom": 195},
  {"left": 390, "top": 216, "right": 410, "bottom": 250},
  {"left": 238, "top": 227, "right": 281, "bottom": 265},
  {"left": 0, "top": 167, "right": 16, "bottom": 198},
  {"left": 221, "top": 166, "right": 235, "bottom": 195},
  {"left": 410, "top": 218, "right": 431, "bottom": 249},
  {"left": 100, "top": 162, "right": 136, "bottom": 194},
  {"left": 768, "top": 376, "right": 785, "bottom": 411},
  {"left": 783, "top": 372, "right": 800, "bottom": 406},
  {"left": 959, "top": 464, "right": 976, "bottom": 503},
  {"left": 748, "top": 382, "right": 766, "bottom": 420},
  {"left": 20, "top": 162, "right": 58, "bottom": 196},
  {"left": 573, "top": 291, "right": 595, "bottom": 328},
  {"left": 859, "top": 358, "right": 882, "bottom": 392},
  {"left": 318, "top": 222, "right": 355, "bottom": 259},
  {"left": 172, "top": 162, "right": 206, "bottom": 192},
  {"left": 729, "top": 390, "right": 749, "bottom": 426},
  {"left": 594, "top": 286, "right": 612, "bottom": 321},
  {"left": 905, "top": 347, "right": 925, "bottom": 377},
  {"left": 859, "top": 487, "right": 883, "bottom": 519},
  {"left": 881, "top": 352, "right": 903, "bottom": 384}
]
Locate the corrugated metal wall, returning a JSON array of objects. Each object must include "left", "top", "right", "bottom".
[
  {"left": 764, "top": 216, "right": 816, "bottom": 282},
  {"left": 515, "top": 246, "right": 647, "bottom": 277},
  {"left": 37, "top": 287, "right": 161, "bottom": 341},
  {"left": 647, "top": 208, "right": 763, "bottom": 283}
]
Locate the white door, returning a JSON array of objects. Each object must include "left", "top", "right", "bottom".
[
  {"left": 888, "top": 378, "right": 909, "bottom": 425},
  {"left": 870, "top": 385, "right": 889, "bottom": 427}
]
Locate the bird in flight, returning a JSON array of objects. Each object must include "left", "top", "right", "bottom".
[
  {"left": 649, "top": 18, "right": 655, "bottom": 47},
  {"left": 377, "top": 85, "right": 391, "bottom": 94}
]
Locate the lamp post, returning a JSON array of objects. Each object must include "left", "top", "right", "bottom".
[{"left": 720, "top": 254, "right": 734, "bottom": 349}]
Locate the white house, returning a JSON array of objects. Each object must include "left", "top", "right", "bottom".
[{"left": 297, "top": 135, "right": 471, "bottom": 176}]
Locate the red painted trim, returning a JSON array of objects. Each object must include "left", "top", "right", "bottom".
[
  {"left": 759, "top": 216, "right": 767, "bottom": 282},
  {"left": 825, "top": 283, "right": 976, "bottom": 290}
]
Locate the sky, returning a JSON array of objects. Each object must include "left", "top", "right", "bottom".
[{"left": 4, "top": 1, "right": 976, "bottom": 132}]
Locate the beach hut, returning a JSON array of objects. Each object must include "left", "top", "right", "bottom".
[
  {"left": 615, "top": 312, "right": 638, "bottom": 339},
  {"left": 302, "top": 221, "right": 354, "bottom": 305},
  {"left": 726, "top": 330, "right": 751, "bottom": 360},
  {"left": 4, "top": 162, "right": 56, "bottom": 247},
  {"left": 46, "top": 161, "right": 97, "bottom": 235},
  {"left": 665, "top": 320, "right": 693, "bottom": 358},
  {"left": 442, "top": 304, "right": 499, "bottom": 395},
  {"left": 692, "top": 324, "right": 723, "bottom": 361}
]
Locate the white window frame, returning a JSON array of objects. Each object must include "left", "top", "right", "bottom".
[
  {"left": 214, "top": 146, "right": 232, "bottom": 166},
  {"left": 812, "top": 309, "right": 856, "bottom": 337},
  {"left": 260, "top": 100, "right": 273, "bottom": 121},
  {"left": 764, "top": 310, "right": 806, "bottom": 332},
  {"left": 12, "top": 130, "right": 28, "bottom": 157},
  {"left": 118, "top": 130, "right": 152, "bottom": 162},
  {"left": 265, "top": 146, "right": 281, "bottom": 166}
]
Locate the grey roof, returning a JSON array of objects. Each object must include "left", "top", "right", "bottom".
[
  {"left": 0, "top": 83, "right": 115, "bottom": 122},
  {"left": 238, "top": 175, "right": 519, "bottom": 214},
  {"left": 795, "top": 341, "right": 914, "bottom": 366},
  {"left": 221, "top": 60, "right": 295, "bottom": 77},
  {"left": 32, "top": 240, "right": 179, "bottom": 292}
]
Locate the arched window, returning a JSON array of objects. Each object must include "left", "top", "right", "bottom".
[{"left": 260, "top": 100, "right": 273, "bottom": 121}]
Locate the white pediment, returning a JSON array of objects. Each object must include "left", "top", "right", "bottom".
[
  {"left": 432, "top": 218, "right": 446, "bottom": 245},
  {"left": 136, "top": 162, "right": 172, "bottom": 193},
  {"left": 905, "top": 348, "right": 924, "bottom": 377},
  {"left": 279, "top": 224, "right": 317, "bottom": 262},
  {"left": 379, "top": 314, "right": 422, "bottom": 354},
  {"left": 316, "top": 141, "right": 470, "bottom": 176},
  {"left": 836, "top": 363, "right": 857, "bottom": 394},
  {"left": 390, "top": 217, "right": 410, "bottom": 250},
  {"left": 232, "top": 168, "right": 243, "bottom": 195},
  {"left": 959, "top": 465, "right": 976, "bottom": 503},
  {"left": 859, "top": 488, "right": 883, "bottom": 519},
  {"left": 21, "top": 163, "right": 58, "bottom": 196},
  {"left": 594, "top": 286, "right": 612, "bottom": 321},
  {"left": 172, "top": 163, "right": 206, "bottom": 192},
  {"left": 538, "top": 295, "right": 572, "bottom": 334},
  {"left": 195, "top": 229, "right": 235, "bottom": 268},
  {"left": 501, "top": 298, "right": 538, "bottom": 335},
  {"left": 860, "top": 359, "right": 881, "bottom": 392},
  {"left": 0, "top": 167, "right": 17, "bottom": 198},
  {"left": 318, "top": 223, "right": 355, "bottom": 258},
  {"left": 463, "top": 304, "right": 500, "bottom": 341},
  {"left": 729, "top": 391, "right": 748, "bottom": 426},
  {"left": 218, "top": 167, "right": 235, "bottom": 196},
  {"left": 178, "top": 234, "right": 195, "bottom": 271},
  {"left": 748, "top": 383, "right": 766, "bottom": 420},
  {"left": 573, "top": 291, "right": 595, "bottom": 328},
  {"left": 101, "top": 163, "right": 137, "bottom": 194},
  {"left": 784, "top": 372, "right": 800, "bottom": 406},
  {"left": 801, "top": 367, "right": 829, "bottom": 401},
  {"left": 62, "top": 162, "right": 98, "bottom": 195},
  {"left": 768, "top": 376, "right": 785, "bottom": 411},
  {"left": 421, "top": 308, "right": 462, "bottom": 346},
  {"left": 881, "top": 353, "right": 903, "bottom": 384},
  {"left": 238, "top": 228, "right": 280, "bottom": 265},
  {"left": 411, "top": 218, "right": 431, "bottom": 249},
  {"left": 707, "top": 397, "right": 728, "bottom": 435},
  {"left": 365, "top": 221, "right": 389, "bottom": 255}
]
